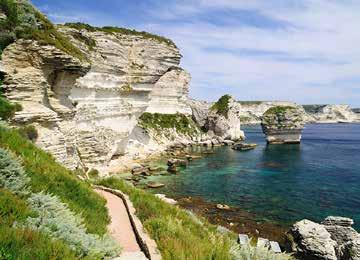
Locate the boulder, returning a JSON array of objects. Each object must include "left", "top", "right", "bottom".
[
  {"left": 232, "top": 143, "right": 257, "bottom": 151},
  {"left": 147, "top": 182, "right": 165, "bottom": 188},
  {"left": 287, "top": 219, "right": 337, "bottom": 260},
  {"left": 167, "top": 158, "right": 187, "bottom": 167}
]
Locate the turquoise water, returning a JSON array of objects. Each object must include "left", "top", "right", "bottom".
[{"left": 146, "top": 124, "right": 360, "bottom": 230}]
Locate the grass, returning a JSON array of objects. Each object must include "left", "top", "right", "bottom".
[
  {"left": 138, "top": 112, "right": 200, "bottom": 136},
  {"left": 0, "top": 96, "right": 22, "bottom": 120},
  {"left": 97, "top": 177, "right": 235, "bottom": 260},
  {"left": 0, "top": 0, "right": 87, "bottom": 61},
  {"left": 263, "top": 106, "right": 297, "bottom": 116},
  {"left": 0, "top": 188, "right": 78, "bottom": 259},
  {"left": 0, "top": 226, "right": 77, "bottom": 260},
  {"left": 0, "top": 125, "right": 110, "bottom": 235},
  {"left": 211, "top": 95, "right": 232, "bottom": 118},
  {"left": 64, "top": 22, "right": 177, "bottom": 48},
  {"left": 238, "top": 101, "right": 263, "bottom": 105}
]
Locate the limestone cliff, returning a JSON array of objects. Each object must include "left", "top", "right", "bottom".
[
  {"left": 1, "top": 22, "right": 193, "bottom": 172},
  {"left": 303, "top": 104, "right": 359, "bottom": 123}
]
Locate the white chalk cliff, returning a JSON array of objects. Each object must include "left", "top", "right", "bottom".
[{"left": 1, "top": 25, "right": 193, "bottom": 172}]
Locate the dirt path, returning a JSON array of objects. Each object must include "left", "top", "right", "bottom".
[{"left": 95, "top": 189, "right": 147, "bottom": 259}]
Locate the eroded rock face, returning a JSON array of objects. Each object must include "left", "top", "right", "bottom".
[
  {"left": 261, "top": 106, "right": 305, "bottom": 144},
  {"left": 288, "top": 217, "right": 360, "bottom": 260},
  {"left": 1, "top": 26, "right": 193, "bottom": 172},
  {"left": 189, "top": 96, "right": 245, "bottom": 141}
]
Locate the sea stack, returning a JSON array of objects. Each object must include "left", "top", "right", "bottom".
[{"left": 261, "top": 106, "right": 305, "bottom": 144}]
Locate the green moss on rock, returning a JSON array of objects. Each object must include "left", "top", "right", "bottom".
[
  {"left": 138, "top": 112, "right": 200, "bottom": 136},
  {"left": 211, "top": 94, "right": 232, "bottom": 118}
]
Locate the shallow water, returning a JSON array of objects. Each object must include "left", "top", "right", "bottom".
[{"left": 144, "top": 124, "right": 360, "bottom": 230}]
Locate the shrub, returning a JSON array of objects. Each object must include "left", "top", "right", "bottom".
[
  {"left": 17, "top": 125, "right": 38, "bottom": 142},
  {"left": 0, "top": 96, "right": 22, "bottom": 121},
  {"left": 138, "top": 112, "right": 200, "bottom": 136},
  {"left": 27, "top": 192, "right": 120, "bottom": 257},
  {"left": 0, "top": 148, "right": 30, "bottom": 194},
  {"left": 211, "top": 94, "right": 232, "bottom": 118},
  {"left": 0, "top": 125, "right": 110, "bottom": 235},
  {"left": 88, "top": 168, "right": 99, "bottom": 179},
  {"left": 263, "top": 106, "right": 297, "bottom": 116},
  {"left": 230, "top": 241, "right": 294, "bottom": 260}
]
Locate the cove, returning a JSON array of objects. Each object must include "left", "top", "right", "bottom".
[{"left": 143, "top": 124, "right": 360, "bottom": 232}]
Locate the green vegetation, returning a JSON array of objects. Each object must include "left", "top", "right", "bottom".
[
  {"left": 0, "top": 96, "right": 22, "bottom": 120},
  {"left": 302, "top": 104, "right": 326, "bottom": 114},
  {"left": 64, "top": 22, "right": 177, "bottom": 47},
  {"left": 97, "top": 177, "right": 234, "bottom": 260},
  {"left": 0, "top": 125, "right": 109, "bottom": 235},
  {"left": 263, "top": 106, "right": 297, "bottom": 116},
  {"left": 139, "top": 112, "right": 200, "bottom": 136},
  {"left": 0, "top": 0, "right": 86, "bottom": 60},
  {"left": 211, "top": 94, "right": 232, "bottom": 118},
  {"left": 238, "top": 101, "right": 263, "bottom": 105},
  {"left": 0, "top": 145, "right": 119, "bottom": 258},
  {"left": 18, "top": 125, "right": 38, "bottom": 142},
  {"left": 0, "top": 188, "right": 78, "bottom": 259},
  {"left": 230, "top": 241, "right": 293, "bottom": 260},
  {"left": 0, "top": 226, "right": 78, "bottom": 260},
  {"left": 239, "top": 116, "right": 252, "bottom": 123}
]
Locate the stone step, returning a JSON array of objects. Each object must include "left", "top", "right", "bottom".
[
  {"left": 270, "top": 241, "right": 282, "bottom": 253},
  {"left": 238, "top": 234, "right": 249, "bottom": 245},
  {"left": 257, "top": 237, "right": 270, "bottom": 248}
]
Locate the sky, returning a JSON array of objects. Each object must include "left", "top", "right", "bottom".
[{"left": 32, "top": 0, "right": 360, "bottom": 107}]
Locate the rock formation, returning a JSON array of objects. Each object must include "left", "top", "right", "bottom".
[
  {"left": 236, "top": 101, "right": 359, "bottom": 125},
  {"left": 238, "top": 101, "right": 299, "bottom": 124},
  {"left": 287, "top": 217, "right": 360, "bottom": 260},
  {"left": 303, "top": 105, "right": 359, "bottom": 123},
  {"left": 189, "top": 95, "right": 245, "bottom": 141},
  {"left": 261, "top": 106, "right": 305, "bottom": 144},
  {"left": 1, "top": 22, "right": 195, "bottom": 172}
]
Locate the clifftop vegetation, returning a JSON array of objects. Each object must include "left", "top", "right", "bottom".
[
  {"left": 0, "top": 0, "right": 86, "bottom": 60},
  {"left": 63, "top": 22, "right": 177, "bottom": 48},
  {"left": 263, "top": 106, "right": 297, "bottom": 116},
  {"left": 211, "top": 94, "right": 232, "bottom": 118}
]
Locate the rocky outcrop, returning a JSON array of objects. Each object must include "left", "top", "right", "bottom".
[
  {"left": 261, "top": 106, "right": 305, "bottom": 144},
  {"left": 236, "top": 101, "right": 359, "bottom": 125},
  {"left": 238, "top": 101, "right": 298, "bottom": 124},
  {"left": 287, "top": 217, "right": 360, "bottom": 260},
  {"left": 1, "top": 24, "right": 194, "bottom": 172},
  {"left": 189, "top": 96, "right": 245, "bottom": 141},
  {"left": 303, "top": 105, "right": 359, "bottom": 123}
]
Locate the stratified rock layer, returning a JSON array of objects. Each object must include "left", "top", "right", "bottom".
[
  {"left": 261, "top": 106, "right": 305, "bottom": 144},
  {"left": 1, "top": 26, "right": 193, "bottom": 172}
]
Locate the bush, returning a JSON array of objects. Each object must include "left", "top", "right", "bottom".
[
  {"left": 0, "top": 148, "right": 30, "bottom": 194},
  {"left": 88, "top": 168, "right": 99, "bottom": 179},
  {"left": 18, "top": 125, "right": 38, "bottom": 142},
  {"left": 138, "top": 112, "right": 200, "bottom": 136},
  {"left": 0, "top": 125, "right": 110, "bottom": 235},
  {"left": 211, "top": 94, "right": 232, "bottom": 118},
  {"left": 0, "top": 96, "right": 22, "bottom": 121},
  {"left": 27, "top": 192, "right": 120, "bottom": 258},
  {"left": 230, "top": 241, "right": 294, "bottom": 260}
]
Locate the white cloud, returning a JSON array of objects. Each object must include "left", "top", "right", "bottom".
[{"left": 144, "top": 0, "right": 360, "bottom": 106}]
